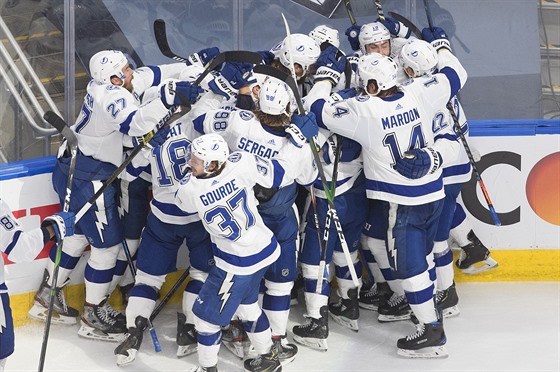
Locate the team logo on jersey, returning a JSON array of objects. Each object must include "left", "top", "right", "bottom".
[
  {"left": 239, "top": 111, "right": 254, "bottom": 121},
  {"left": 228, "top": 152, "right": 242, "bottom": 163},
  {"left": 282, "top": 269, "right": 290, "bottom": 277},
  {"left": 356, "top": 95, "right": 370, "bottom": 102},
  {"left": 267, "top": 139, "right": 276, "bottom": 145},
  {"left": 179, "top": 172, "right": 191, "bottom": 185}
]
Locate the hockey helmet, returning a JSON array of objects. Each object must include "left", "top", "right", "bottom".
[
  {"left": 359, "top": 22, "right": 391, "bottom": 55},
  {"left": 258, "top": 76, "right": 294, "bottom": 116},
  {"left": 357, "top": 53, "right": 399, "bottom": 93},
  {"left": 188, "top": 133, "right": 230, "bottom": 174},
  {"left": 278, "top": 33, "right": 321, "bottom": 77},
  {"left": 309, "top": 24, "right": 340, "bottom": 49},
  {"left": 399, "top": 39, "right": 438, "bottom": 77},
  {"left": 89, "top": 50, "right": 128, "bottom": 85}
]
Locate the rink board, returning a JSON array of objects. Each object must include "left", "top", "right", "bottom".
[{"left": 0, "top": 121, "right": 559, "bottom": 326}]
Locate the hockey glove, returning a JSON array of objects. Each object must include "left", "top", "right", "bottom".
[
  {"left": 315, "top": 45, "right": 347, "bottom": 86},
  {"left": 345, "top": 24, "right": 361, "bottom": 51},
  {"left": 208, "top": 62, "right": 257, "bottom": 100},
  {"left": 379, "top": 16, "right": 411, "bottom": 39},
  {"left": 289, "top": 112, "right": 319, "bottom": 144},
  {"left": 421, "top": 27, "right": 452, "bottom": 52},
  {"left": 42, "top": 211, "right": 75, "bottom": 242},
  {"left": 160, "top": 80, "right": 204, "bottom": 108},
  {"left": 330, "top": 87, "right": 357, "bottom": 102},
  {"left": 285, "top": 124, "right": 307, "bottom": 148},
  {"left": 146, "top": 125, "right": 171, "bottom": 149},
  {"left": 395, "top": 147, "right": 443, "bottom": 179},
  {"left": 187, "top": 47, "right": 220, "bottom": 67},
  {"left": 257, "top": 50, "right": 275, "bottom": 65}
]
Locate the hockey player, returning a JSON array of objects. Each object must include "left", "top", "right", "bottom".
[
  {"left": 27, "top": 49, "right": 204, "bottom": 341},
  {"left": 0, "top": 198, "right": 75, "bottom": 371},
  {"left": 113, "top": 118, "right": 214, "bottom": 365},
  {"left": 189, "top": 69, "right": 319, "bottom": 365},
  {"left": 291, "top": 46, "right": 366, "bottom": 350},
  {"left": 175, "top": 133, "right": 297, "bottom": 372},
  {"left": 300, "top": 27, "right": 467, "bottom": 358}
]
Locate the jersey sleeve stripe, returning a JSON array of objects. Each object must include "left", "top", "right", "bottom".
[
  {"left": 146, "top": 65, "right": 162, "bottom": 86},
  {"left": 193, "top": 114, "right": 206, "bottom": 134},
  {"left": 310, "top": 99, "right": 328, "bottom": 129},
  {"left": 152, "top": 198, "right": 198, "bottom": 217},
  {"left": 4, "top": 230, "right": 22, "bottom": 256},
  {"left": 439, "top": 66, "right": 461, "bottom": 100},
  {"left": 119, "top": 111, "right": 137, "bottom": 134},
  {"left": 271, "top": 159, "right": 286, "bottom": 188},
  {"left": 434, "top": 132, "right": 457, "bottom": 142}
]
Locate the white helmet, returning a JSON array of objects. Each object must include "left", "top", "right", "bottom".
[
  {"left": 399, "top": 39, "right": 438, "bottom": 77},
  {"left": 189, "top": 133, "right": 229, "bottom": 174},
  {"left": 357, "top": 53, "right": 399, "bottom": 93},
  {"left": 258, "top": 76, "right": 294, "bottom": 116},
  {"left": 359, "top": 22, "right": 390, "bottom": 55},
  {"left": 309, "top": 24, "right": 340, "bottom": 48},
  {"left": 89, "top": 50, "right": 128, "bottom": 85},
  {"left": 278, "top": 34, "right": 321, "bottom": 77}
]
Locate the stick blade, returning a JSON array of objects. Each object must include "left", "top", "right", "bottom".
[
  {"left": 154, "top": 19, "right": 188, "bottom": 62},
  {"left": 43, "top": 111, "right": 77, "bottom": 146}
]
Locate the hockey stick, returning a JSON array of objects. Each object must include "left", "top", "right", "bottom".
[
  {"left": 39, "top": 111, "right": 78, "bottom": 372},
  {"left": 154, "top": 19, "right": 205, "bottom": 62},
  {"left": 388, "top": 11, "right": 422, "bottom": 39},
  {"left": 423, "top": 0, "right": 434, "bottom": 31},
  {"left": 446, "top": 101, "right": 501, "bottom": 226},
  {"left": 374, "top": 0, "right": 385, "bottom": 21},
  {"left": 150, "top": 267, "right": 190, "bottom": 322},
  {"left": 342, "top": 0, "right": 357, "bottom": 26},
  {"left": 271, "top": 17, "right": 360, "bottom": 287},
  {"left": 121, "top": 240, "right": 161, "bottom": 352}
]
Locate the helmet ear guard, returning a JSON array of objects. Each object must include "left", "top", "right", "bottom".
[
  {"left": 89, "top": 50, "right": 129, "bottom": 85},
  {"left": 357, "top": 53, "right": 399, "bottom": 95}
]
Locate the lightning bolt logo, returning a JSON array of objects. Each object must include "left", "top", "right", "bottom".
[
  {"left": 387, "top": 203, "right": 398, "bottom": 271},
  {"left": 218, "top": 272, "right": 234, "bottom": 313},
  {"left": 93, "top": 181, "right": 108, "bottom": 243}
]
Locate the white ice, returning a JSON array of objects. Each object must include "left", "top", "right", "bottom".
[{"left": 7, "top": 282, "right": 560, "bottom": 371}]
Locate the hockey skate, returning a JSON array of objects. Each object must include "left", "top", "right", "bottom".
[
  {"left": 328, "top": 288, "right": 359, "bottom": 331},
  {"left": 292, "top": 306, "right": 328, "bottom": 351},
  {"left": 411, "top": 283, "right": 460, "bottom": 324},
  {"left": 377, "top": 293, "right": 411, "bottom": 322},
  {"left": 189, "top": 366, "right": 218, "bottom": 372},
  {"left": 272, "top": 334, "right": 298, "bottom": 366},
  {"left": 358, "top": 282, "right": 391, "bottom": 311},
  {"left": 456, "top": 230, "right": 498, "bottom": 274},
  {"left": 397, "top": 320, "right": 448, "bottom": 358},
  {"left": 114, "top": 316, "right": 148, "bottom": 366},
  {"left": 78, "top": 298, "right": 127, "bottom": 342},
  {"left": 101, "top": 300, "right": 126, "bottom": 326},
  {"left": 243, "top": 343, "right": 282, "bottom": 372},
  {"left": 222, "top": 320, "right": 253, "bottom": 358},
  {"left": 177, "top": 312, "right": 198, "bottom": 357},
  {"left": 27, "top": 269, "right": 79, "bottom": 325}
]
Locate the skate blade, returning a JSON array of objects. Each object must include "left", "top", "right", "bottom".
[
  {"left": 78, "top": 323, "right": 126, "bottom": 343},
  {"left": 397, "top": 345, "right": 448, "bottom": 358},
  {"left": 222, "top": 340, "right": 250, "bottom": 359},
  {"left": 116, "top": 349, "right": 137, "bottom": 366},
  {"left": 177, "top": 344, "right": 198, "bottom": 358},
  {"left": 329, "top": 313, "right": 359, "bottom": 332},
  {"left": 358, "top": 302, "right": 378, "bottom": 311},
  {"left": 27, "top": 304, "right": 77, "bottom": 325},
  {"left": 442, "top": 306, "right": 460, "bottom": 318},
  {"left": 461, "top": 257, "right": 498, "bottom": 275},
  {"left": 292, "top": 334, "right": 328, "bottom": 351},
  {"left": 378, "top": 311, "right": 411, "bottom": 323}
]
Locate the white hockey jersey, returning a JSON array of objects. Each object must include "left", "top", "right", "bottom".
[
  {"left": 176, "top": 152, "right": 289, "bottom": 275},
  {"left": 0, "top": 199, "right": 44, "bottom": 294},
  {"left": 305, "top": 49, "right": 467, "bottom": 206}
]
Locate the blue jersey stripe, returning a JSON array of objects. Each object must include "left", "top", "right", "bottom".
[
  {"left": 440, "top": 66, "right": 461, "bottom": 100},
  {"left": 4, "top": 230, "right": 21, "bottom": 256},
  {"left": 271, "top": 159, "right": 285, "bottom": 188},
  {"left": 366, "top": 177, "right": 443, "bottom": 197},
  {"left": 119, "top": 111, "right": 136, "bottom": 134},
  {"left": 146, "top": 65, "right": 162, "bottom": 86},
  {"left": 434, "top": 132, "right": 457, "bottom": 142},
  {"left": 443, "top": 162, "right": 471, "bottom": 178},
  {"left": 193, "top": 114, "right": 206, "bottom": 134},
  {"left": 212, "top": 237, "right": 277, "bottom": 268},
  {"left": 152, "top": 199, "right": 197, "bottom": 217},
  {"left": 310, "top": 99, "right": 328, "bottom": 129},
  {"left": 313, "top": 176, "right": 352, "bottom": 191}
]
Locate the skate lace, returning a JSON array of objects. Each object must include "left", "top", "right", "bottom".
[
  {"left": 364, "top": 284, "right": 379, "bottom": 298},
  {"left": 388, "top": 293, "right": 404, "bottom": 307},
  {"left": 299, "top": 316, "right": 317, "bottom": 330},
  {"left": 103, "top": 302, "right": 123, "bottom": 319},
  {"left": 406, "top": 324, "right": 426, "bottom": 341},
  {"left": 55, "top": 288, "right": 69, "bottom": 312},
  {"left": 96, "top": 305, "right": 117, "bottom": 325},
  {"left": 435, "top": 290, "right": 446, "bottom": 303}
]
